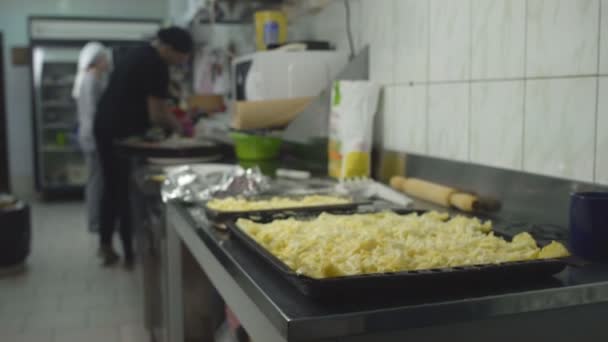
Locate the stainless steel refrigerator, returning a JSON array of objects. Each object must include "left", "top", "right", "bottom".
[{"left": 29, "top": 17, "right": 161, "bottom": 197}]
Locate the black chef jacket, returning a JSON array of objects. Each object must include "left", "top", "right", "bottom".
[{"left": 94, "top": 44, "right": 169, "bottom": 141}]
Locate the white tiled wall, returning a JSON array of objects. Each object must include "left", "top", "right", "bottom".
[
  {"left": 427, "top": 84, "right": 470, "bottom": 161},
  {"left": 470, "top": 81, "right": 524, "bottom": 169},
  {"left": 596, "top": 77, "right": 608, "bottom": 184},
  {"left": 394, "top": 0, "right": 429, "bottom": 83},
  {"left": 366, "top": 0, "right": 396, "bottom": 84},
  {"left": 471, "top": 0, "right": 526, "bottom": 79},
  {"left": 524, "top": 78, "right": 597, "bottom": 182},
  {"left": 429, "top": 0, "right": 471, "bottom": 81},
  {"left": 291, "top": 0, "right": 608, "bottom": 184},
  {"left": 383, "top": 85, "right": 427, "bottom": 154},
  {"left": 526, "top": 0, "right": 599, "bottom": 77},
  {"left": 601, "top": 0, "right": 608, "bottom": 74}
]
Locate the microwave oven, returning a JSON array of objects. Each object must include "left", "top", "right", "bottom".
[{"left": 232, "top": 50, "right": 348, "bottom": 101}]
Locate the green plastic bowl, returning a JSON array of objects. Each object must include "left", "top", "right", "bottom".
[{"left": 230, "top": 132, "right": 282, "bottom": 161}]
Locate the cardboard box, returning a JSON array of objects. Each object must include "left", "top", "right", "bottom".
[
  {"left": 232, "top": 97, "right": 313, "bottom": 130},
  {"left": 188, "top": 95, "right": 225, "bottom": 112}
]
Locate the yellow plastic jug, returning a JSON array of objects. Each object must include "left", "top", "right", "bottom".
[{"left": 255, "top": 10, "right": 287, "bottom": 50}]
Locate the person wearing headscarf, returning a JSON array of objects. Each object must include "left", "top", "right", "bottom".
[
  {"left": 94, "top": 27, "right": 193, "bottom": 268},
  {"left": 73, "top": 42, "right": 110, "bottom": 235}
]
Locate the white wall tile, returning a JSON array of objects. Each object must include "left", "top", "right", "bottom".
[
  {"left": 394, "top": 0, "right": 429, "bottom": 83},
  {"left": 429, "top": 0, "right": 471, "bottom": 81},
  {"left": 350, "top": 0, "right": 367, "bottom": 54},
  {"left": 470, "top": 81, "right": 524, "bottom": 170},
  {"left": 600, "top": 0, "right": 608, "bottom": 74},
  {"left": 383, "top": 85, "right": 427, "bottom": 154},
  {"left": 524, "top": 78, "right": 597, "bottom": 181},
  {"left": 367, "top": 0, "right": 396, "bottom": 84},
  {"left": 527, "top": 0, "right": 600, "bottom": 77},
  {"left": 359, "top": 0, "right": 373, "bottom": 50},
  {"left": 596, "top": 77, "right": 608, "bottom": 184},
  {"left": 428, "top": 83, "right": 470, "bottom": 160},
  {"left": 472, "top": 0, "right": 526, "bottom": 79}
]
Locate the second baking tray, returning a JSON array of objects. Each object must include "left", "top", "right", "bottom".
[
  {"left": 226, "top": 210, "right": 569, "bottom": 298},
  {"left": 204, "top": 194, "right": 369, "bottom": 222}
]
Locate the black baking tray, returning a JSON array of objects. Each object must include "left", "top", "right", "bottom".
[
  {"left": 226, "top": 210, "right": 569, "bottom": 298},
  {"left": 204, "top": 194, "right": 370, "bottom": 222}
]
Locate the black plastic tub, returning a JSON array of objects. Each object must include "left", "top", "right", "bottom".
[
  {"left": 226, "top": 210, "right": 569, "bottom": 298},
  {"left": 0, "top": 200, "right": 31, "bottom": 267}
]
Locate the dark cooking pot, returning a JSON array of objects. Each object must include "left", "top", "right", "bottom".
[{"left": 0, "top": 198, "right": 31, "bottom": 267}]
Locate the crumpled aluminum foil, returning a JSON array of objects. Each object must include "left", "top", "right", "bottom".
[{"left": 161, "top": 165, "right": 270, "bottom": 203}]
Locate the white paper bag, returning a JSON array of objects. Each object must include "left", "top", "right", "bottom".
[{"left": 328, "top": 81, "right": 381, "bottom": 179}]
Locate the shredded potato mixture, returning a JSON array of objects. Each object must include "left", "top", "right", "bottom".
[
  {"left": 207, "top": 195, "right": 351, "bottom": 212},
  {"left": 236, "top": 211, "right": 570, "bottom": 279}
]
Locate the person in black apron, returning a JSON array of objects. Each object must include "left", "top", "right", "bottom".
[{"left": 94, "top": 27, "right": 193, "bottom": 267}]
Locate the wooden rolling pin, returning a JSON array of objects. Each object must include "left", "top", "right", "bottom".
[{"left": 389, "top": 176, "right": 478, "bottom": 212}]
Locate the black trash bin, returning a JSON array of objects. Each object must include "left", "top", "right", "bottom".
[{"left": 0, "top": 196, "right": 31, "bottom": 268}]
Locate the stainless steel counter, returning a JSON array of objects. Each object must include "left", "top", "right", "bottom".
[
  {"left": 131, "top": 162, "right": 226, "bottom": 342},
  {"left": 166, "top": 202, "right": 608, "bottom": 342}
]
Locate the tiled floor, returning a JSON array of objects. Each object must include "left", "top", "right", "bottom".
[{"left": 0, "top": 201, "right": 148, "bottom": 342}]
